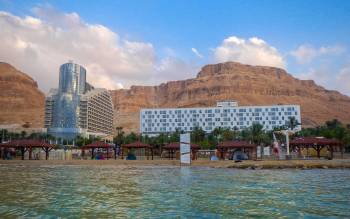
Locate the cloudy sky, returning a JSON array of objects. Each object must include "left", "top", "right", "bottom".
[{"left": 0, "top": 0, "right": 349, "bottom": 96}]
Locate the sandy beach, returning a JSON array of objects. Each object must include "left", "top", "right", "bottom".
[{"left": 1, "top": 159, "right": 350, "bottom": 169}]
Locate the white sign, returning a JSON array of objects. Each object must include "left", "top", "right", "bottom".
[{"left": 180, "top": 133, "right": 191, "bottom": 165}]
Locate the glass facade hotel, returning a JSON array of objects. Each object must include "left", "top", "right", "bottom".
[{"left": 45, "top": 62, "right": 114, "bottom": 139}]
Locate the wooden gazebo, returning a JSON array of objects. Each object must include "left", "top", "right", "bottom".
[
  {"left": 0, "top": 139, "right": 55, "bottom": 160},
  {"left": 121, "top": 141, "right": 153, "bottom": 160},
  {"left": 81, "top": 141, "right": 116, "bottom": 159},
  {"left": 162, "top": 142, "right": 200, "bottom": 160},
  {"left": 217, "top": 141, "right": 257, "bottom": 160},
  {"left": 290, "top": 137, "right": 343, "bottom": 159}
]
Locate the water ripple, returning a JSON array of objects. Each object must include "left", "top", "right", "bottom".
[{"left": 0, "top": 165, "right": 349, "bottom": 218}]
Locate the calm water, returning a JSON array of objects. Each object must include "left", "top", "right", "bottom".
[{"left": 0, "top": 165, "right": 349, "bottom": 218}]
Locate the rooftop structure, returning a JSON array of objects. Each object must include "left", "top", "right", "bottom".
[{"left": 140, "top": 101, "right": 301, "bottom": 135}]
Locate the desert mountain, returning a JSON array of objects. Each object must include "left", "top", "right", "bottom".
[
  {"left": 111, "top": 62, "right": 350, "bottom": 132},
  {"left": 0, "top": 62, "right": 349, "bottom": 133},
  {"left": 0, "top": 62, "right": 45, "bottom": 129}
]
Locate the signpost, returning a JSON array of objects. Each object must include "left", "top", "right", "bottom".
[{"left": 180, "top": 133, "right": 191, "bottom": 165}]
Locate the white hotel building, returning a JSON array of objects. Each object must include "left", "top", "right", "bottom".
[{"left": 140, "top": 101, "right": 301, "bottom": 135}]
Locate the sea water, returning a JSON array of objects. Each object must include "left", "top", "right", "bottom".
[{"left": 0, "top": 164, "right": 349, "bottom": 218}]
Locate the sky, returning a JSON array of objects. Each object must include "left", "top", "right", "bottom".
[{"left": 0, "top": 0, "right": 350, "bottom": 96}]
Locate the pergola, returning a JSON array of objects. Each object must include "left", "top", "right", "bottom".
[
  {"left": 121, "top": 141, "right": 153, "bottom": 160},
  {"left": 290, "top": 137, "right": 343, "bottom": 159},
  {"left": 217, "top": 141, "right": 257, "bottom": 160},
  {"left": 162, "top": 142, "right": 200, "bottom": 160},
  {"left": 0, "top": 139, "right": 55, "bottom": 160},
  {"left": 81, "top": 141, "right": 116, "bottom": 159}
]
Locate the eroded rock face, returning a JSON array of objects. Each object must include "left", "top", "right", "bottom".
[
  {"left": 0, "top": 62, "right": 45, "bottom": 128},
  {"left": 1, "top": 61, "right": 349, "bottom": 133},
  {"left": 111, "top": 62, "right": 350, "bottom": 133}
]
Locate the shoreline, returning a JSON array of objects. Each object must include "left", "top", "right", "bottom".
[{"left": 1, "top": 159, "right": 350, "bottom": 169}]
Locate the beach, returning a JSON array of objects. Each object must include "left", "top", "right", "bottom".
[{"left": 1, "top": 159, "right": 350, "bottom": 169}]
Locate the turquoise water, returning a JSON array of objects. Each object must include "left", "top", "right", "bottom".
[{"left": 0, "top": 165, "right": 349, "bottom": 218}]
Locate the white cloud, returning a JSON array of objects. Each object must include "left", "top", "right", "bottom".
[
  {"left": 154, "top": 55, "right": 200, "bottom": 82},
  {"left": 213, "top": 36, "right": 285, "bottom": 68},
  {"left": 336, "top": 66, "right": 350, "bottom": 95},
  {"left": 191, "top": 48, "right": 203, "bottom": 58},
  {"left": 0, "top": 7, "right": 196, "bottom": 91},
  {"left": 298, "top": 65, "right": 350, "bottom": 96},
  {"left": 290, "top": 44, "right": 345, "bottom": 64}
]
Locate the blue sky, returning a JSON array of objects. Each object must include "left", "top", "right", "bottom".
[{"left": 0, "top": 0, "right": 350, "bottom": 95}]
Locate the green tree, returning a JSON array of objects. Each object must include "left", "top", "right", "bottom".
[
  {"left": 20, "top": 131, "right": 27, "bottom": 139},
  {"left": 114, "top": 127, "right": 125, "bottom": 146},
  {"left": 287, "top": 116, "right": 301, "bottom": 130},
  {"left": 191, "top": 127, "right": 205, "bottom": 143}
]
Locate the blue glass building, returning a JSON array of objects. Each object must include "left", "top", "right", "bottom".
[{"left": 45, "top": 62, "right": 114, "bottom": 140}]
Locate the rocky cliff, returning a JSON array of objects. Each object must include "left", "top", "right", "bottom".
[
  {"left": 0, "top": 62, "right": 45, "bottom": 128},
  {"left": 111, "top": 62, "right": 350, "bottom": 132},
  {"left": 1, "top": 61, "right": 349, "bottom": 133}
]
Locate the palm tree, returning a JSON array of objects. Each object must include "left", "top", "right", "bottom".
[
  {"left": 246, "top": 123, "right": 266, "bottom": 158},
  {"left": 191, "top": 126, "right": 205, "bottom": 143},
  {"left": 20, "top": 131, "right": 27, "bottom": 139},
  {"left": 248, "top": 123, "right": 265, "bottom": 144},
  {"left": 115, "top": 126, "right": 125, "bottom": 146},
  {"left": 288, "top": 116, "right": 301, "bottom": 130}
]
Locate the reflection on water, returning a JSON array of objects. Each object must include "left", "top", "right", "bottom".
[{"left": 0, "top": 165, "right": 349, "bottom": 218}]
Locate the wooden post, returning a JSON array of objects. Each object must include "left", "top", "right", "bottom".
[
  {"left": 29, "top": 146, "right": 32, "bottom": 160},
  {"left": 106, "top": 148, "right": 109, "bottom": 160},
  {"left": 21, "top": 147, "right": 25, "bottom": 160},
  {"left": 91, "top": 148, "right": 94, "bottom": 159},
  {"left": 114, "top": 147, "right": 117, "bottom": 159},
  {"left": 317, "top": 146, "right": 321, "bottom": 158},
  {"left": 151, "top": 148, "right": 153, "bottom": 160},
  {"left": 121, "top": 147, "right": 124, "bottom": 159},
  {"left": 45, "top": 147, "right": 49, "bottom": 160}
]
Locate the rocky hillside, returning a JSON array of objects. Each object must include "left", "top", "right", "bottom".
[
  {"left": 1, "top": 61, "right": 349, "bottom": 133},
  {"left": 0, "top": 62, "right": 45, "bottom": 128},
  {"left": 111, "top": 62, "right": 350, "bottom": 132}
]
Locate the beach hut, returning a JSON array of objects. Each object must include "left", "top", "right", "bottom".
[
  {"left": 121, "top": 141, "right": 153, "bottom": 160},
  {"left": 81, "top": 141, "right": 116, "bottom": 159},
  {"left": 216, "top": 141, "right": 257, "bottom": 160},
  {"left": 0, "top": 139, "right": 56, "bottom": 160},
  {"left": 290, "top": 137, "right": 343, "bottom": 159},
  {"left": 162, "top": 142, "right": 200, "bottom": 160}
]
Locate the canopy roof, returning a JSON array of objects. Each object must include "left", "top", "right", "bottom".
[
  {"left": 290, "top": 137, "right": 341, "bottom": 146},
  {"left": 217, "top": 141, "right": 256, "bottom": 148},
  {"left": 81, "top": 141, "right": 114, "bottom": 149},
  {"left": 163, "top": 142, "right": 200, "bottom": 150},
  {"left": 0, "top": 139, "right": 55, "bottom": 148},
  {"left": 122, "top": 141, "right": 151, "bottom": 148}
]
